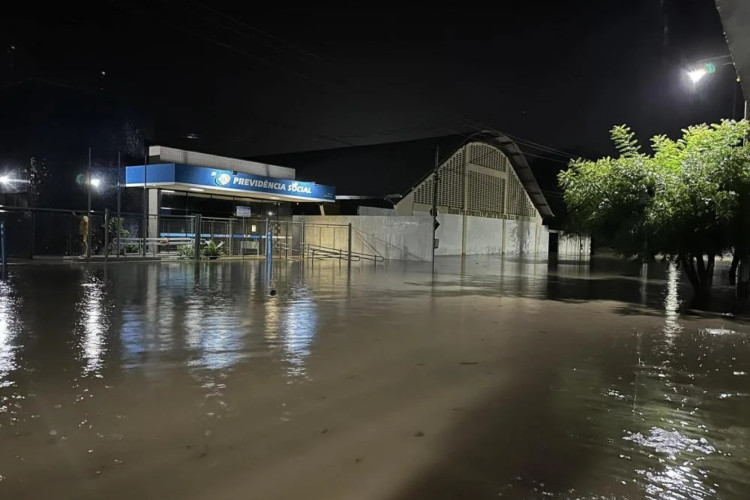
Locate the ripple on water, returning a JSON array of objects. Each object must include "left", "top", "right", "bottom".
[{"left": 623, "top": 427, "right": 717, "bottom": 460}]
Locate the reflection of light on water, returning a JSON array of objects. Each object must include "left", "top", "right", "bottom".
[
  {"left": 262, "top": 285, "right": 318, "bottom": 382},
  {"left": 624, "top": 427, "right": 716, "bottom": 459},
  {"left": 76, "top": 278, "right": 109, "bottom": 375},
  {"left": 663, "top": 263, "right": 681, "bottom": 338},
  {"left": 702, "top": 327, "right": 737, "bottom": 336},
  {"left": 0, "top": 281, "right": 20, "bottom": 386},
  {"left": 185, "top": 294, "right": 244, "bottom": 371},
  {"left": 625, "top": 428, "right": 718, "bottom": 498},
  {"left": 281, "top": 296, "right": 317, "bottom": 381},
  {"left": 639, "top": 464, "right": 715, "bottom": 499}
]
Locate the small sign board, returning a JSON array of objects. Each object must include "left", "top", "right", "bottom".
[{"left": 236, "top": 206, "right": 252, "bottom": 217}]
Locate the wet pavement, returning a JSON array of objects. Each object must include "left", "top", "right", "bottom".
[{"left": 1, "top": 256, "right": 749, "bottom": 499}]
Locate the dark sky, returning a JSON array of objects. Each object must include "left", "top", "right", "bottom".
[{"left": 0, "top": 0, "right": 739, "bottom": 161}]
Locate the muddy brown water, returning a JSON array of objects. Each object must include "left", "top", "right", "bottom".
[{"left": 0, "top": 257, "right": 749, "bottom": 499}]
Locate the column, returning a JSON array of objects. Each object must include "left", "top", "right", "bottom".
[{"left": 148, "top": 188, "right": 161, "bottom": 253}]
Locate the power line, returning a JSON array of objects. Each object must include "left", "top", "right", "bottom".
[
  {"left": 184, "top": 0, "right": 324, "bottom": 64},
  {"left": 111, "top": 0, "right": 326, "bottom": 86}
]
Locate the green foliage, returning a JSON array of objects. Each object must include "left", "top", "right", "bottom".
[
  {"left": 559, "top": 119, "right": 750, "bottom": 300},
  {"left": 177, "top": 244, "right": 195, "bottom": 259},
  {"left": 107, "top": 217, "right": 130, "bottom": 238},
  {"left": 610, "top": 124, "right": 641, "bottom": 158},
  {"left": 201, "top": 239, "right": 224, "bottom": 258}
]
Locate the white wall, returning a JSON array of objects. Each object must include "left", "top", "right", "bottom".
[
  {"left": 558, "top": 233, "right": 591, "bottom": 258},
  {"left": 434, "top": 214, "right": 464, "bottom": 256},
  {"left": 295, "top": 215, "right": 433, "bottom": 261},
  {"left": 357, "top": 206, "right": 396, "bottom": 216},
  {"left": 432, "top": 213, "right": 547, "bottom": 257},
  {"left": 295, "top": 214, "right": 549, "bottom": 260},
  {"left": 464, "top": 216, "right": 503, "bottom": 255}
]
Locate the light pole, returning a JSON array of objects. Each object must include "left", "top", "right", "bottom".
[
  {"left": 687, "top": 56, "right": 749, "bottom": 296},
  {"left": 686, "top": 55, "right": 746, "bottom": 121}
]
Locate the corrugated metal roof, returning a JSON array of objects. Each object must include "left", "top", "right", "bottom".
[
  {"left": 255, "top": 131, "right": 553, "bottom": 218},
  {"left": 402, "top": 131, "right": 554, "bottom": 218}
]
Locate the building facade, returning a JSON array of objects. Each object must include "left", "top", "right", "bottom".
[{"left": 394, "top": 134, "right": 553, "bottom": 256}]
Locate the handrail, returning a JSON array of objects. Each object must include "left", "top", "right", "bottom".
[{"left": 302, "top": 243, "right": 383, "bottom": 263}]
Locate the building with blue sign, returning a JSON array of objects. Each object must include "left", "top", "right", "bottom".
[{"left": 125, "top": 145, "right": 335, "bottom": 244}]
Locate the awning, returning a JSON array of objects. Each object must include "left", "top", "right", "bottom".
[{"left": 125, "top": 163, "right": 336, "bottom": 203}]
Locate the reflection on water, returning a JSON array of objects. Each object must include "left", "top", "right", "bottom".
[
  {"left": 1, "top": 257, "right": 750, "bottom": 499},
  {"left": 0, "top": 281, "right": 20, "bottom": 387},
  {"left": 76, "top": 275, "right": 109, "bottom": 376}
]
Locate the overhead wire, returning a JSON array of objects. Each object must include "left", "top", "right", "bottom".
[
  {"left": 185, "top": 0, "right": 324, "bottom": 64},
  {"left": 110, "top": 0, "right": 581, "bottom": 162}
]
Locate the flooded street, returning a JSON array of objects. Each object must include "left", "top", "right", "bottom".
[{"left": 1, "top": 257, "right": 750, "bottom": 499}]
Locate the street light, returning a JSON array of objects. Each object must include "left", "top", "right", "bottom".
[
  {"left": 687, "top": 68, "right": 708, "bottom": 84},
  {"left": 687, "top": 56, "right": 749, "bottom": 295},
  {"left": 89, "top": 178, "right": 101, "bottom": 188},
  {"left": 0, "top": 175, "right": 30, "bottom": 185}
]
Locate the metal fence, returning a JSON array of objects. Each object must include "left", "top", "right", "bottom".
[{"left": 0, "top": 206, "right": 381, "bottom": 263}]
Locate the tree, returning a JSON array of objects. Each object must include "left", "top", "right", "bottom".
[{"left": 559, "top": 120, "right": 750, "bottom": 305}]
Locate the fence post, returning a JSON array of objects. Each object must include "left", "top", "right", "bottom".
[
  {"left": 104, "top": 208, "right": 110, "bottom": 262},
  {"left": 347, "top": 223, "right": 352, "bottom": 268},
  {"left": 194, "top": 214, "right": 202, "bottom": 260},
  {"left": 1, "top": 222, "right": 6, "bottom": 278}
]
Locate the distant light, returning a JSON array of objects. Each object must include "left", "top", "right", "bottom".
[
  {"left": 89, "top": 178, "right": 101, "bottom": 188},
  {"left": 185, "top": 133, "right": 199, "bottom": 140},
  {"left": 0, "top": 175, "right": 29, "bottom": 185},
  {"left": 162, "top": 189, "right": 176, "bottom": 194},
  {"left": 189, "top": 187, "right": 205, "bottom": 192},
  {"left": 267, "top": 211, "right": 274, "bottom": 216},
  {"left": 688, "top": 68, "right": 707, "bottom": 83}
]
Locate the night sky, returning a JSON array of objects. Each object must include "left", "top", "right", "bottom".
[{"left": 1, "top": 1, "right": 740, "bottom": 163}]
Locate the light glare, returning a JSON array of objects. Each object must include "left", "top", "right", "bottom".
[{"left": 687, "top": 68, "right": 707, "bottom": 83}]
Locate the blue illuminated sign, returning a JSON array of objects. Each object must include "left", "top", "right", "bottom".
[{"left": 125, "top": 163, "right": 335, "bottom": 202}]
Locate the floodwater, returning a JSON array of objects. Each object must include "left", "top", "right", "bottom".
[{"left": 1, "top": 257, "right": 749, "bottom": 499}]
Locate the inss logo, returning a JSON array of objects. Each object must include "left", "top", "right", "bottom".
[{"left": 215, "top": 173, "right": 231, "bottom": 186}]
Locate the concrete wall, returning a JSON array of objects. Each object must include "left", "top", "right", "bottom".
[
  {"left": 464, "top": 216, "right": 503, "bottom": 255},
  {"left": 429, "top": 211, "right": 548, "bottom": 256},
  {"left": 557, "top": 233, "right": 591, "bottom": 259},
  {"left": 294, "top": 215, "right": 433, "bottom": 261},
  {"left": 357, "top": 206, "right": 396, "bottom": 216},
  {"left": 295, "top": 213, "right": 549, "bottom": 260},
  {"left": 434, "top": 214, "right": 464, "bottom": 256}
]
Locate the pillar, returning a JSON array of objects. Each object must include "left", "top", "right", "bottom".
[{"left": 147, "top": 188, "right": 161, "bottom": 253}]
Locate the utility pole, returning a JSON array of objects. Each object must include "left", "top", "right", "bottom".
[
  {"left": 86, "top": 147, "right": 92, "bottom": 259},
  {"left": 142, "top": 143, "right": 148, "bottom": 257},
  {"left": 431, "top": 146, "right": 440, "bottom": 269},
  {"left": 117, "top": 151, "right": 122, "bottom": 259}
]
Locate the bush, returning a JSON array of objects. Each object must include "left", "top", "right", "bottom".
[
  {"left": 177, "top": 244, "right": 195, "bottom": 259},
  {"left": 202, "top": 239, "right": 224, "bottom": 258}
]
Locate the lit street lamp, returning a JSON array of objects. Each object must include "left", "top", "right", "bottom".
[
  {"left": 686, "top": 56, "right": 746, "bottom": 121},
  {"left": 687, "top": 67, "right": 708, "bottom": 84}
]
